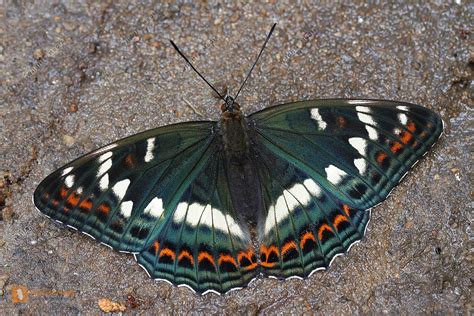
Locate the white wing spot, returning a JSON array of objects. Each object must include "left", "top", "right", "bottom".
[
  {"left": 325, "top": 165, "right": 347, "bottom": 185},
  {"left": 366, "top": 125, "right": 378, "bottom": 140},
  {"left": 274, "top": 195, "right": 290, "bottom": 224},
  {"left": 354, "top": 158, "right": 367, "bottom": 175},
  {"left": 64, "top": 175, "right": 75, "bottom": 188},
  {"left": 303, "top": 178, "right": 323, "bottom": 198},
  {"left": 173, "top": 202, "right": 188, "bottom": 222},
  {"left": 398, "top": 113, "right": 408, "bottom": 125},
  {"left": 99, "top": 152, "right": 113, "bottom": 163},
  {"left": 62, "top": 167, "right": 73, "bottom": 176},
  {"left": 144, "top": 197, "right": 164, "bottom": 218},
  {"left": 212, "top": 208, "right": 227, "bottom": 232},
  {"left": 200, "top": 204, "right": 213, "bottom": 227},
  {"left": 99, "top": 174, "right": 109, "bottom": 190},
  {"left": 112, "top": 179, "right": 130, "bottom": 200},
  {"left": 224, "top": 214, "right": 245, "bottom": 239},
  {"left": 356, "top": 105, "right": 372, "bottom": 113},
  {"left": 172, "top": 202, "right": 245, "bottom": 238},
  {"left": 356, "top": 107, "right": 378, "bottom": 140},
  {"left": 98, "top": 158, "right": 112, "bottom": 177},
  {"left": 310, "top": 108, "right": 327, "bottom": 130},
  {"left": 397, "top": 105, "right": 409, "bottom": 111},
  {"left": 349, "top": 137, "right": 367, "bottom": 156},
  {"left": 357, "top": 111, "right": 376, "bottom": 126},
  {"left": 145, "top": 138, "right": 155, "bottom": 163},
  {"left": 287, "top": 183, "right": 311, "bottom": 205},
  {"left": 264, "top": 205, "right": 276, "bottom": 235},
  {"left": 264, "top": 181, "right": 316, "bottom": 235},
  {"left": 120, "top": 201, "right": 133, "bottom": 218},
  {"left": 185, "top": 203, "right": 206, "bottom": 227}
]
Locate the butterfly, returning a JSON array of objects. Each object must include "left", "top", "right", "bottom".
[{"left": 34, "top": 24, "right": 443, "bottom": 295}]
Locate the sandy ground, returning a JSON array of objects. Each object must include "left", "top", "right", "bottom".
[{"left": 0, "top": 1, "right": 472, "bottom": 314}]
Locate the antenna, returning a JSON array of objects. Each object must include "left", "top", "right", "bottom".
[
  {"left": 234, "top": 23, "right": 276, "bottom": 102},
  {"left": 170, "top": 40, "right": 225, "bottom": 101}
]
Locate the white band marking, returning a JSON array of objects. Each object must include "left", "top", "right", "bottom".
[
  {"left": 145, "top": 138, "right": 155, "bottom": 163},
  {"left": 310, "top": 108, "right": 327, "bottom": 130},
  {"left": 325, "top": 164, "right": 347, "bottom": 185},
  {"left": 112, "top": 179, "right": 130, "bottom": 200},
  {"left": 144, "top": 197, "right": 164, "bottom": 219}
]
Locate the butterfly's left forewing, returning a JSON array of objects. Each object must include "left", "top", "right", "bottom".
[{"left": 34, "top": 122, "right": 217, "bottom": 252}]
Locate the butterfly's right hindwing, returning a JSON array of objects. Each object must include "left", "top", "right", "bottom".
[{"left": 34, "top": 122, "right": 217, "bottom": 253}]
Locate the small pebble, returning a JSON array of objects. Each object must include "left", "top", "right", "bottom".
[
  {"left": 63, "top": 135, "right": 75, "bottom": 147},
  {"left": 69, "top": 103, "right": 78, "bottom": 113},
  {"left": 33, "top": 49, "right": 45, "bottom": 60}
]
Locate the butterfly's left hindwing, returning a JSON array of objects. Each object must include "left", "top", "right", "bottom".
[{"left": 34, "top": 122, "right": 217, "bottom": 252}]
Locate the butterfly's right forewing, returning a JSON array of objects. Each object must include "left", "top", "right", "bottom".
[{"left": 248, "top": 99, "right": 443, "bottom": 278}]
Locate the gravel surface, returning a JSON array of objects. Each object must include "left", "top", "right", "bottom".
[{"left": 1, "top": 1, "right": 472, "bottom": 314}]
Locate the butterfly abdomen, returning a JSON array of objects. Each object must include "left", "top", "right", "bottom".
[{"left": 219, "top": 112, "right": 263, "bottom": 229}]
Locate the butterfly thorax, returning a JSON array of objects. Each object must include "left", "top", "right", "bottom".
[
  {"left": 219, "top": 104, "right": 263, "bottom": 228},
  {"left": 220, "top": 102, "right": 248, "bottom": 161}
]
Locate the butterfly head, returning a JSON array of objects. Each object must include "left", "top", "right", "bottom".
[{"left": 221, "top": 95, "right": 241, "bottom": 115}]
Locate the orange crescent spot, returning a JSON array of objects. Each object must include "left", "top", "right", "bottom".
[
  {"left": 342, "top": 204, "right": 351, "bottom": 217},
  {"left": 97, "top": 203, "right": 110, "bottom": 215},
  {"left": 218, "top": 254, "right": 237, "bottom": 267},
  {"left": 407, "top": 121, "right": 417, "bottom": 133},
  {"left": 259, "top": 245, "right": 279, "bottom": 268},
  {"left": 260, "top": 245, "right": 279, "bottom": 257},
  {"left": 245, "top": 262, "right": 258, "bottom": 270},
  {"left": 281, "top": 240, "right": 298, "bottom": 257},
  {"left": 59, "top": 186, "right": 93, "bottom": 212},
  {"left": 197, "top": 251, "right": 215, "bottom": 266},
  {"left": 152, "top": 241, "right": 160, "bottom": 256},
  {"left": 237, "top": 249, "right": 257, "bottom": 270},
  {"left": 318, "top": 224, "right": 333, "bottom": 241},
  {"left": 260, "top": 261, "right": 277, "bottom": 268},
  {"left": 178, "top": 250, "right": 194, "bottom": 265},
  {"left": 400, "top": 131, "right": 412, "bottom": 145},
  {"left": 376, "top": 152, "right": 388, "bottom": 164},
  {"left": 333, "top": 214, "right": 349, "bottom": 230},
  {"left": 300, "top": 231, "right": 316, "bottom": 249},
  {"left": 390, "top": 140, "right": 403, "bottom": 153},
  {"left": 159, "top": 248, "right": 176, "bottom": 261},
  {"left": 59, "top": 186, "right": 68, "bottom": 199},
  {"left": 64, "top": 192, "right": 80, "bottom": 208},
  {"left": 79, "top": 198, "right": 93, "bottom": 212}
]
